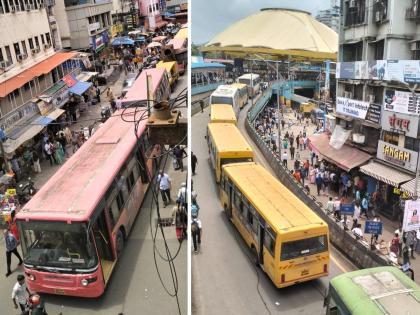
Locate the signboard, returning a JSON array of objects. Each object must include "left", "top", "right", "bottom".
[
  {"left": 377, "top": 140, "right": 419, "bottom": 172},
  {"left": 110, "top": 24, "right": 124, "bottom": 37},
  {"left": 340, "top": 204, "right": 355, "bottom": 215},
  {"left": 62, "top": 74, "right": 77, "bottom": 87},
  {"left": 6, "top": 188, "right": 16, "bottom": 196},
  {"left": 364, "top": 221, "right": 383, "bottom": 234},
  {"left": 393, "top": 187, "right": 410, "bottom": 199},
  {"left": 36, "top": 99, "right": 53, "bottom": 116},
  {"left": 384, "top": 89, "right": 420, "bottom": 115},
  {"left": 381, "top": 110, "right": 419, "bottom": 138},
  {"left": 0, "top": 101, "right": 38, "bottom": 133},
  {"left": 403, "top": 199, "right": 420, "bottom": 232},
  {"left": 336, "top": 97, "right": 369, "bottom": 119},
  {"left": 366, "top": 103, "right": 381, "bottom": 124},
  {"left": 88, "top": 22, "right": 100, "bottom": 34}
]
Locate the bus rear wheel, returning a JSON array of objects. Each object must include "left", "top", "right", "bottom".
[{"left": 116, "top": 229, "right": 125, "bottom": 258}]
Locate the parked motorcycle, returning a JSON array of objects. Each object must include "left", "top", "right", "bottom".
[
  {"left": 17, "top": 177, "right": 36, "bottom": 205},
  {"left": 100, "top": 106, "right": 111, "bottom": 123}
]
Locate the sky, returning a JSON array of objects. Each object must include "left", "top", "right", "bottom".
[{"left": 192, "top": 0, "right": 332, "bottom": 44}]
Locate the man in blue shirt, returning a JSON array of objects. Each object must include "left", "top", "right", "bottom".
[{"left": 4, "top": 229, "right": 23, "bottom": 277}]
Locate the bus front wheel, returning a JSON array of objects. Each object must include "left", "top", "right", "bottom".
[{"left": 116, "top": 229, "right": 125, "bottom": 258}]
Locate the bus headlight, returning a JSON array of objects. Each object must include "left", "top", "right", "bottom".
[
  {"left": 81, "top": 279, "right": 89, "bottom": 286},
  {"left": 26, "top": 273, "right": 36, "bottom": 281}
]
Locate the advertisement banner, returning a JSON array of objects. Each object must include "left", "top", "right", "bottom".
[
  {"left": 339, "top": 62, "right": 355, "bottom": 79},
  {"left": 340, "top": 204, "right": 355, "bottom": 215},
  {"left": 403, "top": 200, "right": 420, "bottom": 232},
  {"left": 381, "top": 110, "right": 419, "bottom": 138},
  {"left": 384, "top": 89, "right": 420, "bottom": 115},
  {"left": 403, "top": 60, "right": 420, "bottom": 83},
  {"left": 377, "top": 140, "right": 419, "bottom": 172},
  {"left": 364, "top": 221, "right": 383, "bottom": 234},
  {"left": 336, "top": 97, "right": 369, "bottom": 119},
  {"left": 366, "top": 103, "right": 381, "bottom": 124},
  {"left": 368, "top": 60, "right": 387, "bottom": 80},
  {"left": 36, "top": 99, "right": 53, "bottom": 116},
  {"left": 354, "top": 61, "right": 368, "bottom": 79}
]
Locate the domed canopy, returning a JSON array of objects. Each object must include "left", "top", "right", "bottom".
[{"left": 203, "top": 8, "right": 338, "bottom": 61}]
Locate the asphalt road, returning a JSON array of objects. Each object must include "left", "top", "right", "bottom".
[
  {"left": 0, "top": 69, "right": 188, "bottom": 315},
  {"left": 191, "top": 100, "right": 356, "bottom": 315}
]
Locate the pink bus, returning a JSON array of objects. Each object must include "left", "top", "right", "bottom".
[
  {"left": 16, "top": 108, "right": 159, "bottom": 297},
  {"left": 121, "top": 68, "right": 171, "bottom": 108}
]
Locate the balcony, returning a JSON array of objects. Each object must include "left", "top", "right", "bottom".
[{"left": 406, "top": 0, "right": 420, "bottom": 21}]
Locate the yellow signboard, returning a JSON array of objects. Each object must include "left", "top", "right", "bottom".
[
  {"left": 110, "top": 24, "right": 124, "bottom": 37},
  {"left": 6, "top": 188, "right": 16, "bottom": 196}
]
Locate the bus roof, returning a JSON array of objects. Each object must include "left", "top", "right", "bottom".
[
  {"left": 16, "top": 108, "right": 146, "bottom": 222},
  {"left": 174, "top": 28, "right": 188, "bottom": 39},
  {"left": 223, "top": 163, "right": 326, "bottom": 232},
  {"left": 238, "top": 73, "right": 260, "bottom": 80},
  {"left": 231, "top": 83, "right": 247, "bottom": 89},
  {"left": 157, "top": 61, "right": 176, "bottom": 72},
  {"left": 212, "top": 86, "right": 237, "bottom": 97},
  {"left": 208, "top": 123, "right": 253, "bottom": 157},
  {"left": 123, "top": 68, "right": 166, "bottom": 103},
  {"left": 330, "top": 267, "right": 420, "bottom": 315},
  {"left": 210, "top": 104, "right": 237, "bottom": 124}
]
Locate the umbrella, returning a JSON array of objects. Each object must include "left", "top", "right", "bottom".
[
  {"left": 152, "top": 36, "right": 167, "bottom": 42},
  {"left": 147, "top": 42, "right": 162, "bottom": 48},
  {"left": 162, "top": 12, "right": 175, "bottom": 17},
  {"left": 112, "top": 37, "right": 135, "bottom": 46}
]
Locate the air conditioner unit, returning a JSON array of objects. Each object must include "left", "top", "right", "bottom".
[
  {"left": 349, "top": 0, "right": 356, "bottom": 8},
  {"left": 352, "top": 133, "right": 365, "bottom": 144},
  {"left": 368, "top": 94, "right": 375, "bottom": 103}
]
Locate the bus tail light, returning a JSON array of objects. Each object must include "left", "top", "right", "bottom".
[
  {"left": 324, "top": 264, "right": 328, "bottom": 273},
  {"left": 281, "top": 274, "right": 285, "bottom": 283}
]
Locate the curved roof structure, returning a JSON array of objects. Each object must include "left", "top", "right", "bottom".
[{"left": 202, "top": 8, "right": 338, "bottom": 61}]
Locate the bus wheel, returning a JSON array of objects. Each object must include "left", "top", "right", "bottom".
[
  {"left": 224, "top": 204, "right": 232, "bottom": 220},
  {"left": 116, "top": 229, "right": 125, "bottom": 258},
  {"left": 251, "top": 246, "right": 259, "bottom": 267}
]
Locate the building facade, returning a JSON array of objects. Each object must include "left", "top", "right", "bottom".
[
  {"left": 336, "top": 0, "right": 420, "bottom": 220},
  {"left": 55, "top": 0, "right": 113, "bottom": 50},
  {"left": 316, "top": 0, "right": 340, "bottom": 33}
]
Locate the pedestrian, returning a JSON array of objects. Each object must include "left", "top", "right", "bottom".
[
  {"left": 199, "top": 100, "right": 204, "bottom": 113},
  {"left": 295, "top": 150, "right": 301, "bottom": 163},
  {"left": 315, "top": 172, "right": 323, "bottom": 196},
  {"left": 352, "top": 223, "right": 364, "bottom": 239},
  {"left": 281, "top": 119, "right": 285, "bottom": 129},
  {"left": 106, "top": 87, "right": 114, "bottom": 102},
  {"left": 191, "top": 199, "right": 200, "bottom": 217},
  {"left": 372, "top": 216, "right": 381, "bottom": 244},
  {"left": 177, "top": 182, "right": 187, "bottom": 210},
  {"left": 32, "top": 150, "right": 41, "bottom": 173},
  {"left": 44, "top": 140, "right": 54, "bottom": 166},
  {"left": 173, "top": 145, "right": 187, "bottom": 172},
  {"left": 172, "top": 206, "right": 186, "bottom": 242},
  {"left": 406, "top": 230, "right": 416, "bottom": 259},
  {"left": 191, "top": 215, "right": 202, "bottom": 253},
  {"left": 157, "top": 170, "right": 171, "bottom": 207},
  {"left": 326, "top": 196, "right": 334, "bottom": 215},
  {"left": 395, "top": 225, "right": 404, "bottom": 257},
  {"left": 4, "top": 229, "right": 23, "bottom": 277},
  {"left": 333, "top": 197, "right": 341, "bottom": 221},
  {"left": 191, "top": 152, "right": 198, "bottom": 175},
  {"left": 58, "top": 132, "right": 67, "bottom": 157},
  {"left": 96, "top": 86, "right": 101, "bottom": 102},
  {"left": 310, "top": 151, "right": 315, "bottom": 166},
  {"left": 416, "top": 228, "right": 420, "bottom": 254},
  {"left": 11, "top": 274, "right": 30, "bottom": 312},
  {"left": 290, "top": 145, "right": 295, "bottom": 160},
  {"left": 299, "top": 137, "right": 304, "bottom": 151},
  {"left": 390, "top": 232, "right": 400, "bottom": 256},
  {"left": 402, "top": 240, "right": 410, "bottom": 266},
  {"left": 282, "top": 150, "right": 288, "bottom": 168},
  {"left": 352, "top": 201, "right": 361, "bottom": 230}
]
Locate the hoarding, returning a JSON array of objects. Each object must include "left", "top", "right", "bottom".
[
  {"left": 336, "top": 97, "right": 369, "bottom": 119},
  {"left": 403, "top": 199, "right": 420, "bottom": 232}
]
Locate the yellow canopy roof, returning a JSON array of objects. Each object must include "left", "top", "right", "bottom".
[{"left": 203, "top": 8, "right": 338, "bottom": 61}]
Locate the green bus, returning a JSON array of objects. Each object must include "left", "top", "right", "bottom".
[{"left": 325, "top": 266, "right": 420, "bottom": 315}]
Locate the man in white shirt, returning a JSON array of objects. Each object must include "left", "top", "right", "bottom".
[
  {"left": 157, "top": 170, "right": 171, "bottom": 207},
  {"left": 11, "top": 274, "right": 30, "bottom": 312},
  {"left": 352, "top": 224, "right": 364, "bottom": 239}
]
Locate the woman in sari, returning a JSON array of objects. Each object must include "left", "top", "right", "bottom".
[{"left": 54, "top": 140, "right": 64, "bottom": 164}]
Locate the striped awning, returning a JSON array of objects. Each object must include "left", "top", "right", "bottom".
[
  {"left": 359, "top": 162, "right": 413, "bottom": 187},
  {"left": 400, "top": 179, "right": 420, "bottom": 197}
]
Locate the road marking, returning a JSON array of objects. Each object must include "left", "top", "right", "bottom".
[{"left": 330, "top": 252, "right": 348, "bottom": 273}]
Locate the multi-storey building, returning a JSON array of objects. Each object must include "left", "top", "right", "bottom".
[
  {"left": 0, "top": 1, "right": 81, "bottom": 169},
  {"left": 316, "top": 0, "right": 340, "bottom": 33},
  {"left": 335, "top": 0, "right": 420, "bottom": 219},
  {"left": 138, "top": 0, "right": 166, "bottom": 30},
  {"left": 55, "top": 0, "right": 113, "bottom": 50},
  {"left": 164, "top": 0, "right": 186, "bottom": 13}
]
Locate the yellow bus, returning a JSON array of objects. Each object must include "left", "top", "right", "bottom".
[
  {"left": 231, "top": 83, "right": 248, "bottom": 109},
  {"left": 207, "top": 123, "right": 253, "bottom": 182},
  {"left": 174, "top": 27, "right": 188, "bottom": 39},
  {"left": 219, "top": 162, "right": 330, "bottom": 288},
  {"left": 157, "top": 61, "right": 179, "bottom": 90},
  {"left": 210, "top": 104, "right": 237, "bottom": 125}
]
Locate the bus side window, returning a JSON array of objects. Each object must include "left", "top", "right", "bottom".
[
  {"left": 108, "top": 199, "right": 119, "bottom": 228},
  {"left": 234, "top": 187, "right": 242, "bottom": 213},
  {"left": 126, "top": 171, "right": 135, "bottom": 192},
  {"left": 136, "top": 146, "right": 149, "bottom": 183},
  {"left": 250, "top": 206, "right": 259, "bottom": 235},
  {"left": 220, "top": 174, "right": 225, "bottom": 190},
  {"left": 264, "top": 227, "right": 276, "bottom": 257}
]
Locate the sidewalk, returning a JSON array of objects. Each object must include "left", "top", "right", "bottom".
[{"left": 257, "top": 105, "right": 420, "bottom": 282}]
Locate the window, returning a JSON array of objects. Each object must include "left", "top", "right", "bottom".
[
  {"left": 13, "top": 42, "right": 20, "bottom": 58},
  {"left": 281, "top": 235, "right": 328, "bottom": 261},
  {"left": 108, "top": 199, "right": 119, "bottom": 227},
  {"left": 34, "top": 36, "right": 40, "bottom": 48},
  {"left": 405, "top": 137, "right": 420, "bottom": 152},
  {"left": 234, "top": 187, "right": 242, "bottom": 210},
  {"left": 383, "top": 131, "right": 399, "bottom": 146},
  {"left": 0, "top": 49, "right": 4, "bottom": 62},
  {"left": 45, "top": 33, "right": 51, "bottom": 45},
  {"left": 28, "top": 38, "right": 34, "bottom": 50},
  {"left": 126, "top": 171, "right": 135, "bottom": 191},
  {"left": 136, "top": 145, "right": 149, "bottom": 183},
  {"left": 21, "top": 41, "right": 27, "bottom": 56},
  {"left": 116, "top": 191, "right": 125, "bottom": 210},
  {"left": 251, "top": 206, "right": 259, "bottom": 235},
  {"left": 40, "top": 34, "right": 45, "bottom": 45},
  {"left": 5, "top": 45, "right": 12, "bottom": 62},
  {"left": 373, "top": 40, "right": 385, "bottom": 60},
  {"left": 264, "top": 226, "right": 276, "bottom": 257}
]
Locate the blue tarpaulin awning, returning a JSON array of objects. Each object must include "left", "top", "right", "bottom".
[
  {"left": 162, "top": 12, "right": 175, "bottom": 17},
  {"left": 69, "top": 81, "right": 92, "bottom": 96},
  {"left": 112, "top": 37, "right": 135, "bottom": 46}
]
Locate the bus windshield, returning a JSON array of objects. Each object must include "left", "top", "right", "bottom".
[
  {"left": 211, "top": 96, "right": 233, "bottom": 105},
  {"left": 220, "top": 157, "right": 253, "bottom": 166},
  {"left": 18, "top": 220, "right": 97, "bottom": 271},
  {"left": 281, "top": 235, "right": 328, "bottom": 261}
]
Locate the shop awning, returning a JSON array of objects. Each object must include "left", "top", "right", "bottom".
[
  {"left": 76, "top": 71, "right": 98, "bottom": 82},
  {"left": 68, "top": 81, "right": 92, "bottom": 96},
  {"left": 308, "top": 133, "right": 371, "bottom": 172},
  {"left": 0, "top": 52, "right": 78, "bottom": 98},
  {"left": 360, "top": 161, "right": 413, "bottom": 187},
  {"left": 400, "top": 179, "right": 420, "bottom": 197},
  {"left": 112, "top": 37, "right": 134, "bottom": 46},
  {"left": 168, "top": 38, "right": 186, "bottom": 50}
]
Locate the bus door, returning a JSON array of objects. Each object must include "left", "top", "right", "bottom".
[
  {"left": 257, "top": 215, "right": 266, "bottom": 265},
  {"left": 92, "top": 210, "right": 115, "bottom": 284},
  {"left": 226, "top": 179, "right": 234, "bottom": 219}
]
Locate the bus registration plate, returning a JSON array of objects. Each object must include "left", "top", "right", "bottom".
[{"left": 54, "top": 288, "right": 65, "bottom": 295}]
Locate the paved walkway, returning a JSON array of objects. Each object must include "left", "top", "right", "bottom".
[{"left": 256, "top": 105, "right": 420, "bottom": 282}]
